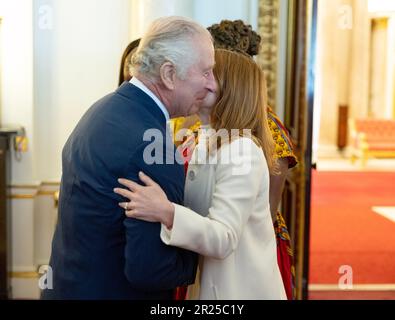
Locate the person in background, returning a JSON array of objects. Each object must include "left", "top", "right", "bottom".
[
  {"left": 118, "top": 38, "right": 141, "bottom": 86},
  {"left": 115, "top": 49, "right": 287, "bottom": 300}
]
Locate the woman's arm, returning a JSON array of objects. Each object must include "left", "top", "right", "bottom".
[
  {"left": 114, "top": 138, "right": 268, "bottom": 260},
  {"left": 269, "top": 158, "right": 289, "bottom": 221}
]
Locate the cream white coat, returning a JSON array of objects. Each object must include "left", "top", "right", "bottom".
[{"left": 161, "top": 130, "right": 286, "bottom": 300}]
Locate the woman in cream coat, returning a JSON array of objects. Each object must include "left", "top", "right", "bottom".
[{"left": 114, "top": 49, "right": 286, "bottom": 300}]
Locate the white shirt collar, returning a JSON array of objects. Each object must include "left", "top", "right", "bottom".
[{"left": 129, "top": 77, "right": 170, "bottom": 122}]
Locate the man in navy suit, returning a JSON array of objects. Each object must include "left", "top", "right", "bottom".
[{"left": 42, "top": 16, "right": 216, "bottom": 299}]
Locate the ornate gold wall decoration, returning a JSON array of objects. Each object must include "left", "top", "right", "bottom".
[{"left": 257, "top": 0, "right": 280, "bottom": 110}]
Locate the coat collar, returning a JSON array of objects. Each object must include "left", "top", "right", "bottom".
[{"left": 116, "top": 81, "right": 167, "bottom": 124}]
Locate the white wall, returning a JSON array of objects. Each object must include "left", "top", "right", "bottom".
[
  {"left": 129, "top": 0, "right": 258, "bottom": 41},
  {"left": 0, "top": 1, "right": 37, "bottom": 299},
  {"left": 0, "top": 0, "right": 35, "bottom": 184},
  {"left": 34, "top": 0, "right": 130, "bottom": 182},
  {"left": 193, "top": 0, "right": 258, "bottom": 29},
  {"left": 367, "top": 7, "right": 395, "bottom": 119},
  {"left": 388, "top": 16, "right": 395, "bottom": 118},
  {"left": 315, "top": 0, "right": 373, "bottom": 155},
  {"left": 129, "top": 0, "right": 194, "bottom": 39}
]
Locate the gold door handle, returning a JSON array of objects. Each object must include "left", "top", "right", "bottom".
[{"left": 53, "top": 191, "right": 59, "bottom": 208}]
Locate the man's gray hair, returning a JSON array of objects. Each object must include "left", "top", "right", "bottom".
[{"left": 130, "top": 16, "right": 212, "bottom": 81}]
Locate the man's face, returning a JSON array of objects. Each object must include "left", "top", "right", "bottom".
[{"left": 172, "top": 35, "right": 216, "bottom": 117}]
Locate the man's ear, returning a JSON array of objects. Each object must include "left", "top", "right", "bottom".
[{"left": 160, "top": 62, "right": 177, "bottom": 90}]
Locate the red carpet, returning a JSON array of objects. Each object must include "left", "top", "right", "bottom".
[
  {"left": 309, "top": 171, "right": 395, "bottom": 284},
  {"left": 309, "top": 290, "right": 395, "bottom": 300}
]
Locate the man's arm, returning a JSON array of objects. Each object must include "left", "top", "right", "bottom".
[{"left": 122, "top": 141, "right": 197, "bottom": 291}]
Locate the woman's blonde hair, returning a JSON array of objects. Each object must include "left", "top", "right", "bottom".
[{"left": 210, "top": 49, "right": 277, "bottom": 174}]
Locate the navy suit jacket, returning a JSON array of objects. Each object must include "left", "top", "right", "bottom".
[{"left": 42, "top": 82, "right": 197, "bottom": 299}]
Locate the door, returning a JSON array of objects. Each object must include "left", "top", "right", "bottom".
[{"left": 281, "top": 0, "right": 317, "bottom": 300}]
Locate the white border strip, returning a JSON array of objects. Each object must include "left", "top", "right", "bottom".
[
  {"left": 372, "top": 206, "right": 395, "bottom": 223},
  {"left": 309, "top": 284, "right": 395, "bottom": 291}
]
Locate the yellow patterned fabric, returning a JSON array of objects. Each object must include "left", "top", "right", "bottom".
[
  {"left": 267, "top": 108, "right": 298, "bottom": 169},
  {"left": 274, "top": 211, "right": 296, "bottom": 300},
  {"left": 170, "top": 117, "right": 201, "bottom": 146},
  {"left": 190, "top": 123, "right": 201, "bottom": 133},
  {"left": 171, "top": 117, "right": 187, "bottom": 139},
  {"left": 172, "top": 109, "right": 298, "bottom": 169}
]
